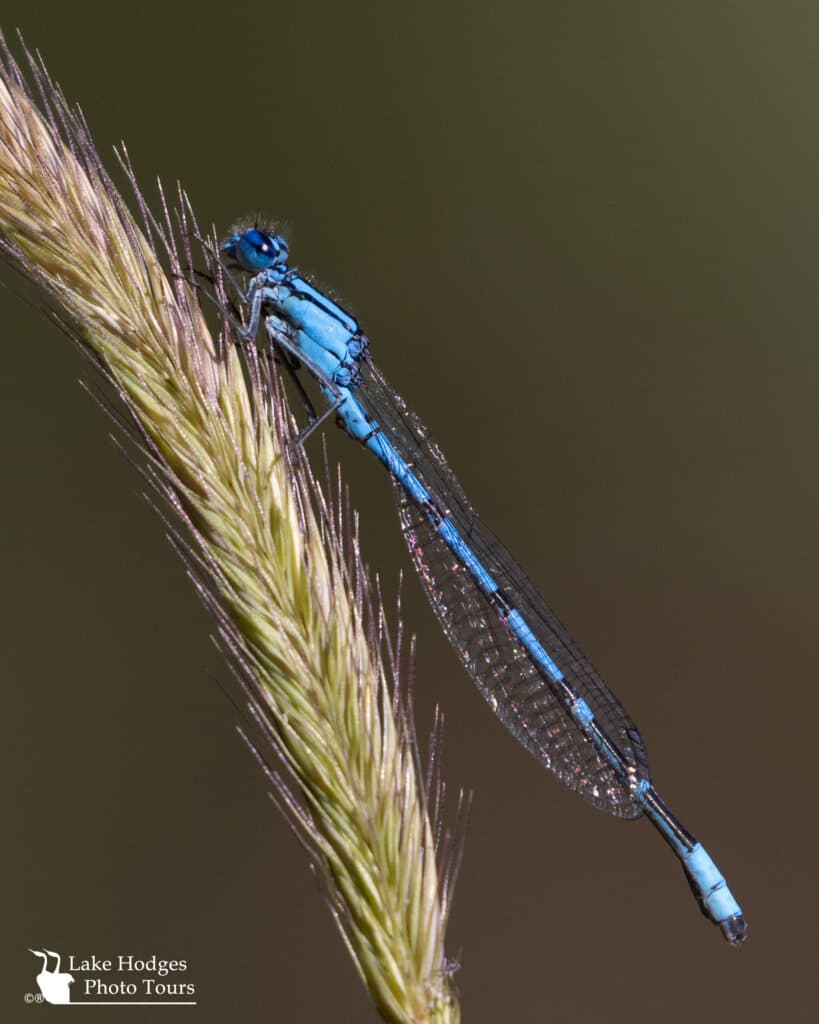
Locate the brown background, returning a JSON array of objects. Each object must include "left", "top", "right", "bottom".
[{"left": 1, "top": 4, "right": 816, "bottom": 1021}]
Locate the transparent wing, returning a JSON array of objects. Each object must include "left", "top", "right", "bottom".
[{"left": 358, "top": 359, "right": 649, "bottom": 818}]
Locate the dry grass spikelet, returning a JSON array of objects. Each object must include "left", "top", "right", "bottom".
[{"left": 0, "top": 33, "right": 462, "bottom": 1023}]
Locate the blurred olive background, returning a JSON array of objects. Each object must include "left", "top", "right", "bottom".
[{"left": 1, "top": 3, "right": 816, "bottom": 1021}]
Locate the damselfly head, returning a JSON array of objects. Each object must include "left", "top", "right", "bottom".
[{"left": 222, "top": 228, "right": 289, "bottom": 273}]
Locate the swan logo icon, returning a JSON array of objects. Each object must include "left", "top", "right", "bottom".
[{"left": 29, "top": 949, "right": 74, "bottom": 1004}]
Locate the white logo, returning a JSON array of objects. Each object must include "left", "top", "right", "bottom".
[
  {"left": 29, "top": 949, "right": 74, "bottom": 1004},
  {"left": 25, "top": 947, "right": 196, "bottom": 1006}
]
